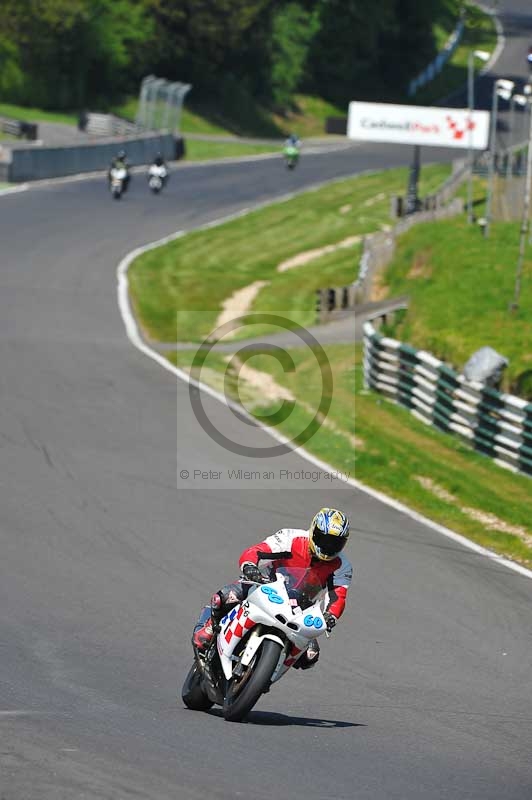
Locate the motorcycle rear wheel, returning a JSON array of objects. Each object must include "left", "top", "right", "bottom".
[
  {"left": 223, "top": 639, "right": 282, "bottom": 722},
  {"left": 181, "top": 662, "right": 214, "bottom": 711}
]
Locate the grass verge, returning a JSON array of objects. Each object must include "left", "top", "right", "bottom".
[
  {"left": 0, "top": 102, "right": 77, "bottom": 126},
  {"left": 183, "top": 140, "right": 279, "bottom": 161},
  {"left": 127, "top": 158, "right": 531, "bottom": 567},
  {"left": 168, "top": 343, "right": 532, "bottom": 567},
  {"left": 127, "top": 163, "right": 451, "bottom": 343},
  {"left": 113, "top": 93, "right": 346, "bottom": 139},
  {"left": 270, "top": 95, "right": 348, "bottom": 139},
  {"left": 379, "top": 216, "right": 532, "bottom": 394}
]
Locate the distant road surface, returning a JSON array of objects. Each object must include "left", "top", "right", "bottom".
[{"left": 1, "top": 8, "right": 532, "bottom": 796}]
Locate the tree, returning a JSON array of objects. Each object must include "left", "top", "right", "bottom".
[
  {"left": 144, "top": 0, "right": 272, "bottom": 91},
  {"left": 0, "top": 0, "right": 153, "bottom": 109},
  {"left": 379, "top": 0, "right": 440, "bottom": 94},
  {"left": 307, "top": 0, "right": 397, "bottom": 106},
  {"left": 0, "top": 35, "right": 23, "bottom": 97},
  {"left": 270, "top": 2, "right": 320, "bottom": 110}
]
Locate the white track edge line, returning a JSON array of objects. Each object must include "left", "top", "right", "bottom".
[
  {"left": 0, "top": 183, "right": 28, "bottom": 197},
  {"left": 476, "top": 2, "right": 505, "bottom": 75},
  {"left": 116, "top": 212, "right": 532, "bottom": 583}
]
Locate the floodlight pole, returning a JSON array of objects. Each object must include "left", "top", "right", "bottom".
[
  {"left": 467, "top": 50, "right": 490, "bottom": 223},
  {"left": 406, "top": 145, "right": 421, "bottom": 214},
  {"left": 467, "top": 52, "right": 476, "bottom": 223},
  {"left": 510, "top": 95, "right": 532, "bottom": 312},
  {"left": 485, "top": 83, "right": 500, "bottom": 238},
  {"left": 485, "top": 79, "right": 515, "bottom": 237}
]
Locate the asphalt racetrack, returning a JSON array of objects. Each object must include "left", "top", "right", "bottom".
[{"left": 1, "top": 139, "right": 532, "bottom": 800}]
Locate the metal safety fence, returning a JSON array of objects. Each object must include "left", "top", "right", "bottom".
[
  {"left": 7, "top": 133, "right": 178, "bottom": 182},
  {"left": 82, "top": 113, "right": 139, "bottom": 137},
  {"left": 363, "top": 319, "right": 532, "bottom": 477},
  {"left": 0, "top": 115, "right": 38, "bottom": 140}
]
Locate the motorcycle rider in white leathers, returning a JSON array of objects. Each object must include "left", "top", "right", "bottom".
[{"left": 192, "top": 508, "right": 352, "bottom": 670}]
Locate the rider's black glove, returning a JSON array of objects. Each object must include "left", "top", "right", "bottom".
[
  {"left": 241, "top": 563, "right": 269, "bottom": 584},
  {"left": 324, "top": 611, "right": 337, "bottom": 632}
]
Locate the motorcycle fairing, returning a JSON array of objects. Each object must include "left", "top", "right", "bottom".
[{"left": 216, "top": 572, "right": 326, "bottom": 680}]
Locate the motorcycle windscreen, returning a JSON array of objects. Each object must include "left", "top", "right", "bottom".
[{"left": 277, "top": 566, "right": 325, "bottom": 610}]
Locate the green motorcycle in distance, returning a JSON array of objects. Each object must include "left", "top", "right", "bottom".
[{"left": 283, "top": 144, "right": 300, "bottom": 170}]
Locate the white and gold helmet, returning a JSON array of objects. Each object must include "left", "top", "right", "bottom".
[{"left": 309, "top": 508, "right": 350, "bottom": 561}]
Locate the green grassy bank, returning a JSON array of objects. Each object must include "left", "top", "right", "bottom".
[
  {"left": 128, "top": 164, "right": 450, "bottom": 343},
  {"left": 126, "top": 161, "right": 532, "bottom": 567},
  {"left": 380, "top": 218, "right": 532, "bottom": 395},
  {"left": 169, "top": 343, "right": 532, "bottom": 567}
]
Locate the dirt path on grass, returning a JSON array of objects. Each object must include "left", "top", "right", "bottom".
[
  {"left": 212, "top": 279, "right": 270, "bottom": 340},
  {"left": 276, "top": 235, "right": 362, "bottom": 273},
  {"left": 226, "top": 355, "right": 364, "bottom": 449},
  {"left": 227, "top": 355, "right": 295, "bottom": 404}
]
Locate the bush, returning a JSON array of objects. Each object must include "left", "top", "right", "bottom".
[{"left": 513, "top": 370, "right": 532, "bottom": 401}]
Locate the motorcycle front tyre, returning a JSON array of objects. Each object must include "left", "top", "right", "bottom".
[
  {"left": 181, "top": 662, "right": 214, "bottom": 711},
  {"left": 223, "top": 639, "right": 282, "bottom": 722}
]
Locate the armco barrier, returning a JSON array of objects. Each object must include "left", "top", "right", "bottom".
[
  {"left": 315, "top": 286, "right": 408, "bottom": 325},
  {"left": 392, "top": 160, "right": 469, "bottom": 219},
  {"left": 0, "top": 115, "right": 38, "bottom": 140},
  {"left": 363, "top": 318, "right": 532, "bottom": 477},
  {"left": 316, "top": 285, "right": 359, "bottom": 322},
  {"left": 7, "top": 133, "right": 180, "bottom": 182},
  {"left": 83, "top": 113, "right": 139, "bottom": 137},
  {"left": 408, "top": 18, "right": 464, "bottom": 96}
]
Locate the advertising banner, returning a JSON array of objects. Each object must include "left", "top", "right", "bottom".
[{"left": 347, "top": 101, "right": 490, "bottom": 150}]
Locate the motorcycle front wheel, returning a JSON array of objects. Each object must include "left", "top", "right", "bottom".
[
  {"left": 223, "top": 639, "right": 282, "bottom": 722},
  {"left": 181, "top": 662, "right": 214, "bottom": 711}
]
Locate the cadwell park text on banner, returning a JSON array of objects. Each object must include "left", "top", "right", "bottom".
[{"left": 348, "top": 101, "right": 490, "bottom": 150}]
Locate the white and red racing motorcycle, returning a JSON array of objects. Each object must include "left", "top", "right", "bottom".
[{"left": 182, "top": 565, "right": 330, "bottom": 722}]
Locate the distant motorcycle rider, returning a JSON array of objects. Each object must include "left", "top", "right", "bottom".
[
  {"left": 284, "top": 132, "right": 301, "bottom": 150},
  {"left": 192, "top": 508, "right": 352, "bottom": 671},
  {"left": 148, "top": 152, "right": 168, "bottom": 184},
  {"left": 108, "top": 149, "right": 130, "bottom": 192}
]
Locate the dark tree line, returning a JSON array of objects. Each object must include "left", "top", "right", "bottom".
[{"left": 0, "top": 0, "right": 461, "bottom": 111}]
